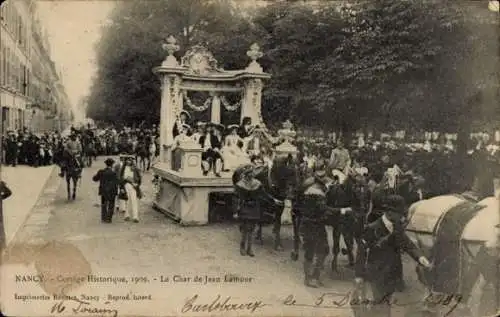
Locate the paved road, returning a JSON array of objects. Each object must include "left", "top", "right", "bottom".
[{"left": 2, "top": 157, "right": 427, "bottom": 316}]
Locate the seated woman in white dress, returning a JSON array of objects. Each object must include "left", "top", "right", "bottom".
[{"left": 222, "top": 125, "right": 250, "bottom": 170}]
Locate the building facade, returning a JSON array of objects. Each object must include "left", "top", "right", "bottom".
[{"left": 0, "top": 0, "right": 72, "bottom": 134}]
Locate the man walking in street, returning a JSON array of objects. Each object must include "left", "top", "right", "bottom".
[
  {"left": 353, "top": 194, "right": 432, "bottom": 317},
  {"left": 92, "top": 158, "right": 119, "bottom": 223}
]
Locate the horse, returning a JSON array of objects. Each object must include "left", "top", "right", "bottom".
[
  {"left": 406, "top": 194, "right": 499, "bottom": 316},
  {"left": 82, "top": 137, "right": 96, "bottom": 167},
  {"left": 135, "top": 140, "right": 150, "bottom": 172},
  {"left": 324, "top": 169, "right": 371, "bottom": 272},
  {"left": 64, "top": 153, "right": 83, "bottom": 201},
  {"left": 233, "top": 155, "right": 300, "bottom": 252}
]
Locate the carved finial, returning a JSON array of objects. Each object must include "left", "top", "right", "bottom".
[
  {"left": 246, "top": 43, "right": 264, "bottom": 73},
  {"left": 163, "top": 36, "right": 180, "bottom": 55},
  {"left": 247, "top": 43, "right": 263, "bottom": 62},
  {"left": 161, "top": 36, "right": 180, "bottom": 67},
  {"left": 283, "top": 119, "right": 293, "bottom": 130}
]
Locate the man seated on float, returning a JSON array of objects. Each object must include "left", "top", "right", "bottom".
[
  {"left": 59, "top": 133, "right": 83, "bottom": 177},
  {"left": 191, "top": 121, "right": 206, "bottom": 144},
  {"left": 199, "top": 123, "right": 224, "bottom": 177},
  {"left": 172, "top": 110, "right": 191, "bottom": 138},
  {"left": 221, "top": 125, "right": 249, "bottom": 170}
]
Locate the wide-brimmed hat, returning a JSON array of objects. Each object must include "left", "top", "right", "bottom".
[
  {"left": 179, "top": 110, "right": 191, "bottom": 120},
  {"left": 120, "top": 154, "right": 135, "bottom": 160},
  {"left": 383, "top": 195, "right": 406, "bottom": 215},
  {"left": 211, "top": 123, "right": 225, "bottom": 132},
  {"left": 104, "top": 158, "right": 115, "bottom": 166},
  {"left": 227, "top": 124, "right": 239, "bottom": 131}
]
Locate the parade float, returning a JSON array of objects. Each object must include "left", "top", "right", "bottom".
[{"left": 151, "top": 36, "right": 297, "bottom": 225}]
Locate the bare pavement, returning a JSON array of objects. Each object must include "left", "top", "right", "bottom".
[{"left": 1, "top": 158, "right": 427, "bottom": 317}]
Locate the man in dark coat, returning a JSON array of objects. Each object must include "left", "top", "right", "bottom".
[
  {"left": 92, "top": 158, "right": 119, "bottom": 223},
  {"left": 298, "top": 159, "right": 335, "bottom": 288},
  {"left": 199, "top": 123, "right": 223, "bottom": 177},
  {"left": 353, "top": 194, "right": 431, "bottom": 317},
  {"left": 5, "top": 132, "right": 18, "bottom": 166}
]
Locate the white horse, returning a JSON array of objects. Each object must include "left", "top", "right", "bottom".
[{"left": 406, "top": 194, "right": 499, "bottom": 316}]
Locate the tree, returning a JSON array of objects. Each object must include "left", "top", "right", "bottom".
[{"left": 87, "top": 0, "right": 256, "bottom": 124}]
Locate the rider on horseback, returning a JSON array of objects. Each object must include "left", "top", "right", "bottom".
[{"left": 59, "top": 134, "right": 83, "bottom": 177}]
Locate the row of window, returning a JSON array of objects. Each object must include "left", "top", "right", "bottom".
[
  {"left": 0, "top": 42, "right": 27, "bottom": 95},
  {"left": 0, "top": 1, "right": 29, "bottom": 54},
  {"left": 0, "top": 43, "right": 52, "bottom": 107},
  {"left": 1, "top": 107, "right": 24, "bottom": 132}
]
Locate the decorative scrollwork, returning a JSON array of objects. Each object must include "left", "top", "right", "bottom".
[
  {"left": 182, "top": 91, "right": 212, "bottom": 112},
  {"left": 220, "top": 95, "right": 241, "bottom": 111},
  {"left": 181, "top": 45, "right": 223, "bottom": 75}
]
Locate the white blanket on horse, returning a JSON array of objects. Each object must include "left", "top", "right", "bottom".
[
  {"left": 407, "top": 195, "right": 465, "bottom": 233},
  {"left": 463, "top": 197, "right": 499, "bottom": 245}
]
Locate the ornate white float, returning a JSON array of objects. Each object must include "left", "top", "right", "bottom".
[{"left": 151, "top": 36, "right": 296, "bottom": 225}]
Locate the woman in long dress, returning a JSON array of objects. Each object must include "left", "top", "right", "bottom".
[{"left": 221, "top": 125, "right": 250, "bottom": 170}]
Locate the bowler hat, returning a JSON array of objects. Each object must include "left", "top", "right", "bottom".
[
  {"left": 105, "top": 158, "right": 115, "bottom": 166},
  {"left": 383, "top": 195, "right": 406, "bottom": 215}
]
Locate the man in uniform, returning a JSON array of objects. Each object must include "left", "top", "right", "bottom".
[
  {"left": 329, "top": 139, "right": 351, "bottom": 174},
  {"left": 59, "top": 134, "right": 83, "bottom": 177},
  {"left": 299, "top": 159, "right": 335, "bottom": 288},
  {"left": 353, "top": 194, "right": 431, "bottom": 317}
]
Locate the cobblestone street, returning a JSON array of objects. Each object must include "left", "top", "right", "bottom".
[{"left": 2, "top": 158, "right": 426, "bottom": 316}]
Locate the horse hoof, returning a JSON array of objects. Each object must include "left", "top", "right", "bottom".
[{"left": 290, "top": 252, "right": 299, "bottom": 261}]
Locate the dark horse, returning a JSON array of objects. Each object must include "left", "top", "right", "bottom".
[
  {"left": 233, "top": 155, "right": 299, "bottom": 252},
  {"left": 135, "top": 139, "right": 150, "bottom": 172},
  {"left": 81, "top": 136, "right": 96, "bottom": 167},
  {"left": 325, "top": 170, "right": 371, "bottom": 272},
  {"left": 64, "top": 153, "right": 83, "bottom": 200}
]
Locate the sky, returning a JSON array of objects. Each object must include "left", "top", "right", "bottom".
[{"left": 36, "top": 0, "right": 116, "bottom": 122}]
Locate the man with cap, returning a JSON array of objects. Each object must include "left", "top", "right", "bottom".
[
  {"left": 92, "top": 158, "right": 119, "bottom": 223},
  {"left": 297, "top": 158, "right": 335, "bottom": 288},
  {"left": 199, "top": 123, "right": 224, "bottom": 177},
  {"left": 353, "top": 194, "right": 431, "bottom": 317},
  {"left": 173, "top": 110, "right": 191, "bottom": 139}
]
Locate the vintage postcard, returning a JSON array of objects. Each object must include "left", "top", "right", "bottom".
[{"left": 1, "top": 0, "right": 499, "bottom": 316}]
